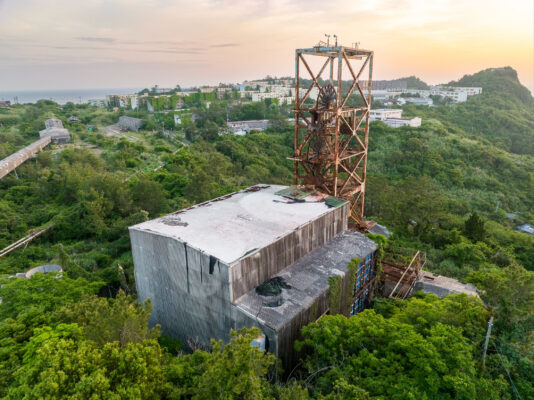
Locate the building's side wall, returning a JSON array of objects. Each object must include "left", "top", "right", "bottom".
[
  {"left": 229, "top": 204, "right": 348, "bottom": 302},
  {"left": 130, "top": 229, "right": 234, "bottom": 347},
  {"left": 275, "top": 291, "right": 329, "bottom": 370}
]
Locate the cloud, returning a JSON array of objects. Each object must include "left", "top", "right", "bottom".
[
  {"left": 78, "top": 36, "right": 115, "bottom": 43},
  {"left": 210, "top": 43, "right": 239, "bottom": 48}
]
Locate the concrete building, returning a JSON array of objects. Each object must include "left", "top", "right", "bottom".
[
  {"left": 251, "top": 91, "right": 294, "bottom": 103},
  {"left": 88, "top": 99, "right": 106, "bottom": 108},
  {"left": 382, "top": 117, "right": 421, "bottom": 128},
  {"left": 217, "top": 87, "right": 233, "bottom": 100},
  {"left": 415, "top": 271, "right": 478, "bottom": 298},
  {"left": 397, "top": 97, "right": 433, "bottom": 106},
  {"left": 131, "top": 96, "right": 138, "bottom": 110},
  {"left": 370, "top": 109, "right": 403, "bottom": 121},
  {"left": 370, "top": 109, "right": 421, "bottom": 128},
  {"left": 106, "top": 94, "right": 139, "bottom": 109},
  {"left": 359, "top": 80, "right": 407, "bottom": 90},
  {"left": 0, "top": 100, "right": 11, "bottom": 108},
  {"left": 517, "top": 224, "right": 534, "bottom": 235},
  {"left": 129, "top": 185, "right": 378, "bottom": 367},
  {"left": 39, "top": 119, "right": 71, "bottom": 143},
  {"left": 371, "top": 90, "right": 390, "bottom": 101},
  {"left": 118, "top": 116, "right": 143, "bottom": 132},
  {"left": 400, "top": 86, "right": 482, "bottom": 103},
  {"left": 226, "top": 119, "right": 269, "bottom": 135},
  {"left": 25, "top": 264, "right": 62, "bottom": 278},
  {"left": 298, "top": 87, "right": 319, "bottom": 101}
]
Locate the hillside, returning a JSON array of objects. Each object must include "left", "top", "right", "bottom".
[
  {"left": 419, "top": 67, "right": 534, "bottom": 155},
  {"left": 0, "top": 68, "right": 533, "bottom": 398}
]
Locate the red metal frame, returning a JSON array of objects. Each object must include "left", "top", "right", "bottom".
[{"left": 291, "top": 45, "right": 373, "bottom": 228}]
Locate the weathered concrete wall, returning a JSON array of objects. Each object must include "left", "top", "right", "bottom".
[
  {"left": 0, "top": 136, "right": 51, "bottom": 179},
  {"left": 118, "top": 116, "right": 142, "bottom": 131},
  {"left": 130, "top": 228, "right": 235, "bottom": 346},
  {"left": 229, "top": 203, "right": 348, "bottom": 301}
]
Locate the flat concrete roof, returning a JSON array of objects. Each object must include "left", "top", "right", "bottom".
[
  {"left": 129, "top": 185, "right": 347, "bottom": 264},
  {"left": 416, "top": 271, "right": 479, "bottom": 298},
  {"left": 235, "top": 230, "right": 378, "bottom": 331}
]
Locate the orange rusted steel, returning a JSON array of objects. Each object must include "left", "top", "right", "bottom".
[{"left": 292, "top": 44, "right": 373, "bottom": 229}]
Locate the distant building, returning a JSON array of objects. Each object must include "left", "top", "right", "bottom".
[
  {"left": 371, "top": 90, "right": 390, "bottom": 101},
  {"left": 298, "top": 87, "right": 319, "bottom": 101},
  {"left": 359, "top": 80, "right": 407, "bottom": 90},
  {"left": 88, "top": 99, "right": 106, "bottom": 108},
  {"left": 382, "top": 117, "right": 422, "bottom": 128},
  {"left": 200, "top": 87, "right": 216, "bottom": 93},
  {"left": 67, "top": 116, "right": 82, "bottom": 123},
  {"left": 217, "top": 87, "right": 232, "bottom": 100},
  {"left": 415, "top": 271, "right": 479, "bottom": 298},
  {"left": 0, "top": 100, "right": 11, "bottom": 108},
  {"left": 106, "top": 94, "right": 139, "bottom": 109},
  {"left": 226, "top": 119, "right": 269, "bottom": 135},
  {"left": 131, "top": 96, "right": 138, "bottom": 110},
  {"left": 517, "top": 224, "right": 534, "bottom": 235},
  {"left": 39, "top": 119, "right": 71, "bottom": 143},
  {"left": 118, "top": 116, "right": 143, "bottom": 132},
  {"left": 174, "top": 114, "right": 182, "bottom": 126},
  {"left": 397, "top": 97, "right": 433, "bottom": 106},
  {"left": 370, "top": 109, "right": 403, "bottom": 120},
  {"left": 400, "top": 86, "right": 482, "bottom": 103},
  {"left": 25, "top": 264, "right": 63, "bottom": 279},
  {"left": 370, "top": 108, "right": 421, "bottom": 128}
]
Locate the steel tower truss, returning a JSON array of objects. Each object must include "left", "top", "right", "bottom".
[{"left": 292, "top": 45, "right": 373, "bottom": 228}]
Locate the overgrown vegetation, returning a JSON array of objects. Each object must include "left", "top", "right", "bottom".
[{"left": 0, "top": 67, "right": 533, "bottom": 398}]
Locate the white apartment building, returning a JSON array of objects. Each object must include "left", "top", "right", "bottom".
[
  {"left": 258, "top": 85, "right": 291, "bottom": 96},
  {"left": 401, "top": 86, "right": 481, "bottom": 103},
  {"left": 251, "top": 92, "right": 295, "bottom": 103},
  {"left": 200, "top": 87, "right": 217, "bottom": 93},
  {"left": 226, "top": 119, "right": 270, "bottom": 135},
  {"left": 88, "top": 99, "right": 106, "bottom": 108},
  {"left": 383, "top": 117, "right": 422, "bottom": 128},
  {"left": 297, "top": 87, "right": 319, "bottom": 101},
  {"left": 369, "top": 109, "right": 403, "bottom": 121},
  {"left": 369, "top": 108, "right": 421, "bottom": 128}
]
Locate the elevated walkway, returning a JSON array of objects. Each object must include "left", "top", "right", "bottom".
[{"left": 0, "top": 136, "right": 51, "bottom": 179}]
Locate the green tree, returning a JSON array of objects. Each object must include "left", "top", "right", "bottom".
[
  {"left": 464, "top": 212, "right": 486, "bottom": 242},
  {"left": 166, "top": 328, "right": 276, "bottom": 399},
  {"left": 131, "top": 175, "right": 169, "bottom": 217},
  {"left": 6, "top": 324, "right": 167, "bottom": 400},
  {"left": 296, "top": 294, "right": 501, "bottom": 399},
  {"left": 59, "top": 291, "right": 160, "bottom": 347}
]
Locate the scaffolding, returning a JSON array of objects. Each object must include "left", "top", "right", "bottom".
[
  {"left": 380, "top": 247, "right": 426, "bottom": 299},
  {"left": 291, "top": 44, "right": 373, "bottom": 229}
]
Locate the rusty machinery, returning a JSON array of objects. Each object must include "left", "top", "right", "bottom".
[{"left": 291, "top": 42, "right": 374, "bottom": 230}]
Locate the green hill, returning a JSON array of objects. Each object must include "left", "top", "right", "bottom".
[{"left": 417, "top": 67, "right": 534, "bottom": 155}]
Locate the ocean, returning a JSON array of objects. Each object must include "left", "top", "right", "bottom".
[{"left": 0, "top": 88, "right": 141, "bottom": 105}]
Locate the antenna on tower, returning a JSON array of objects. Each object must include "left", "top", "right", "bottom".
[
  {"left": 333, "top": 34, "right": 338, "bottom": 46},
  {"left": 324, "top": 34, "right": 331, "bottom": 47}
]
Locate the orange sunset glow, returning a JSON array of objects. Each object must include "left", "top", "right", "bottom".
[{"left": 0, "top": 0, "right": 532, "bottom": 91}]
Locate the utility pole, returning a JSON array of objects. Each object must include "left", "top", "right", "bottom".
[{"left": 482, "top": 316, "right": 494, "bottom": 370}]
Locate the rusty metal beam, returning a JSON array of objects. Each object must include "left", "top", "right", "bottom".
[{"left": 291, "top": 44, "right": 373, "bottom": 230}]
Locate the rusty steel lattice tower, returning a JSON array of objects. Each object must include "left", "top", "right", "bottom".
[{"left": 292, "top": 43, "right": 373, "bottom": 229}]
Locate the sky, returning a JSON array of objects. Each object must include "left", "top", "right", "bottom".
[{"left": 0, "top": 0, "right": 532, "bottom": 92}]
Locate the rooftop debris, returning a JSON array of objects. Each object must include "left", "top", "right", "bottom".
[{"left": 255, "top": 277, "right": 291, "bottom": 296}]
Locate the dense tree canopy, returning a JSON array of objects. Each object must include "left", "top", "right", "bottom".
[{"left": 0, "top": 67, "right": 533, "bottom": 398}]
